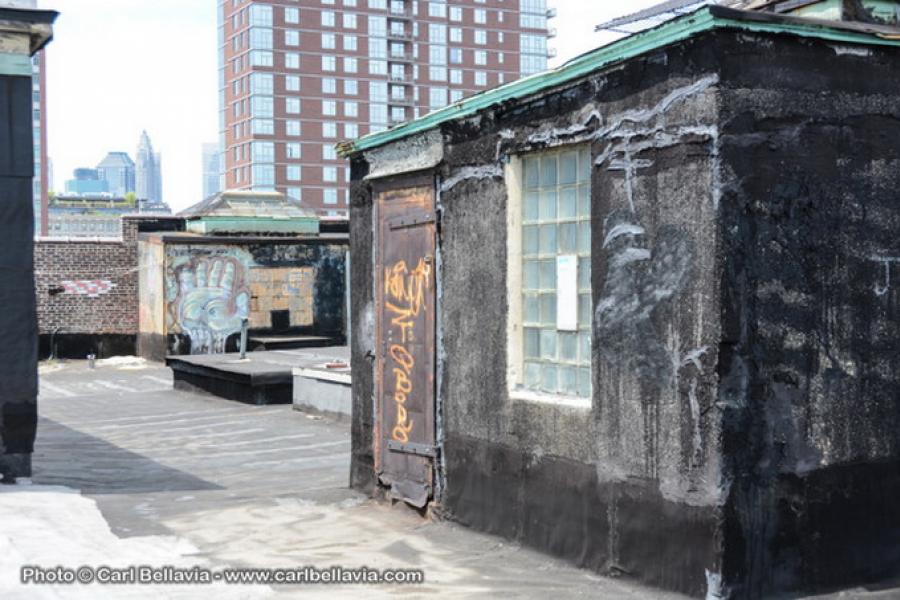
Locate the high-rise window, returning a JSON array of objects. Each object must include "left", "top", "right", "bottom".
[
  {"left": 251, "top": 96, "right": 273, "bottom": 117},
  {"left": 287, "top": 165, "right": 302, "bottom": 180},
  {"left": 285, "top": 7, "right": 300, "bottom": 24},
  {"left": 286, "top": 142, "right": 302, "bottom": 159},
  {"left": 251, "top": 73, "right": 273, "bottom": 95},
  {"left": 323, "top": 122, "right": 337, "bottom": 138},
  {"left": 285, "top": 53, "right": 300, "bottom": 69},
  {"left": 449, "top": 6, "right": 462, "bottom": 21},
  {"left": 250, "top": 5, "right": 273, "bottom": 27},
  {"left": 322, "top": 55, "right": 336, "bottom": 71},
  {"left": 344, "top": 79, "right": 358, "bottom": 95},
  {"left": 250, "top": 27, "right": 273, "bottom": 50},
  {"left": 345, "top": 123, "right": 358, "bottom": 138},
  {"left": 429, "top": 24, "right": 446, "bottom": 43},
  {"left": 429, "top": 87, "right": 447, "bottom": 109},
  {"left": 250, "top": 51, "right": 273, "bottom": 67},
  {"left": 474, "top": 9, "right": 487, "bottom": 24},
  {"left": 343, "top": 13, "right": 357, "bottom": 28},
  {"left": 253, "top": 164, "right": 275, "bottom": 186},
  {"left": 286, "top": 97, "right": 301, "bottom": 114},
  {"left": 474, "top": 30, "right": 487, "bottom": 45},
  {"left": 344, "top": 101, "right": 359, "bottom": 117},
  {"left": 475, "top": 71, "right": 487, "bottom": 86},
  {"left": 285, "top": 30, "right": 300, "bottom": 46},
  {"left": 322, "top": 33, "right": 336, "bottom": 49},
  {"left": 285, "top": 75, "right": 300, "bottom": 91},
  {"left": 323, "top": 188, "right": 338, "bottom": 204},
  {"left": 252, "top": 141, "right": 274, "bottom": 162},
  {"left": 323, "top": 144, "right": 337, "bottom": 160},
  {"left": 286, "top": 120, "right": 301, "bottom": 136},
  {"left": 322, "top": 78, "right": 337, "bottom": 93},
  {"left": 322, "top": 11, "right": 335, "bottom": 26},
  {"left": 344, "top": 57, "right": 358, "bottom": 73},
  {"left": 474, "top": 50, "right": 487, "bottom": 65},
  {"left": 323, "top": 100, "right": 337, "bottom": 116},
  {"left": 323, "top": 166, "right": 338, "bottom": 182},
  {"left": 344, "top": 35, "right": 358, "bottom": 51},
  {"left": 428, "top": 1, "right": 446, "bottom": 18}
]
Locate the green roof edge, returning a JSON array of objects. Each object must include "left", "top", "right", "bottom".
[{"left": 342, "top": 6, "right": 900, "bottom": 156}]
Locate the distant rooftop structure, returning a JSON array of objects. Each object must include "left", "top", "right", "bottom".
[{"left": 179, "top": 190, "right": 319, "bottom": 236}]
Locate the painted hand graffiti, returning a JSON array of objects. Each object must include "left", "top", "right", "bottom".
[
  {"left": 594, "top": 210, "right": 694, "bottom": 387},
  {"left": 173, "top": 257, "right": 250, "bottom": 354},
  {"left": 385, "top": 258, "right": 432, "bottom": 443}
]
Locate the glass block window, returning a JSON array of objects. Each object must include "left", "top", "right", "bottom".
[{"left": 521, "top": 146, "right": 592, "bottom": 397}]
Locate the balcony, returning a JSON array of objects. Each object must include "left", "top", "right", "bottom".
[
  {"left": 546, "top": 7, "right": 557, "bottom": 18},
  {"left": 547, "top": 48, "right": 557, "bottom": 58},
  {"left": 388, "top": 52, "right": 414, "bottom": 63},
  {"left": 547, "top": 27, "right": 557, "bottom": 38},
  {"left": 388, "top": 9, "right": 412, "bottom": 20},
  {"left": 389, "top": 96, "right": 415, "bottom": 107},
  {"left": 389, "top": 73, "right": 413, "bottom": 85},
  {"left": 386, "top": 28, "right": 413, "bottom": 41}
]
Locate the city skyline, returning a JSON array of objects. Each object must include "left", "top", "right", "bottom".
[{"left": 42, "top": 1, "right": 659, "bottom": 212}]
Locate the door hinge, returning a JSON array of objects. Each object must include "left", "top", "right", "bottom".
[
  {"left": 388, "top": 440, "right": 439, "bottom": 458},
  {"left": 389, "top": 212, "right": 436, "bottom": 230}
]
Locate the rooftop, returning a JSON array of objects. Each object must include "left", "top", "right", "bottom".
[
  {"left": 340, "top": 5, "right": 900, "bottom": 157},
  {"left": 179, "top": 190, "right": 319, "bottom": 236}
]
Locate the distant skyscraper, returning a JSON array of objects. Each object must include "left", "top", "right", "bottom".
[
  {"left": 96, "top": 152, "right": 135, "bottom": 196},
  {"left": 135, "top": 130, "right": 163, "bottom": 202},
  {"left": 202, "top": 143, "right": 222, "bottom": 199},
  {"left": 64, "top": 168, "right": 109, "bottom": 195},
  {"left": 217, "top": 0, "right": 554, "bottom": 216}
]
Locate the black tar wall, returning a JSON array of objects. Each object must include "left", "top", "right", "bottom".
[
  {"left": 350, "top": 27, "right": 900, "bottom": 600},
  {"left": 717, "top": 33, "right": 900, "bottom": 598},
  {"left": 0, "top": 74, "right": 39, "bottom": 481}
]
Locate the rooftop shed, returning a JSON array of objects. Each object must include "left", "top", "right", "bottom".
[{"left": 344, "top": 6, "right": 900, "bottom": 599}]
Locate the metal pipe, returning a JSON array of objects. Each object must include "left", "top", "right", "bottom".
[{"left": 239, "top": 318, "right": 249, "bottom": 359}]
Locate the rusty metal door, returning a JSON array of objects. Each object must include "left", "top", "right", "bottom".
[{"left": 374, "top": 183, "right": 436, "bottom": 508}]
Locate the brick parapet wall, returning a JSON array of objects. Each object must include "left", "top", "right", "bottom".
[{"left": 34, "top": 216, "right": 146, "bottom": 336}]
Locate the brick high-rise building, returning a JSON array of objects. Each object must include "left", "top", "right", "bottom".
[{"left": 217, "top": 0, "right": 554, "bottom": 216}]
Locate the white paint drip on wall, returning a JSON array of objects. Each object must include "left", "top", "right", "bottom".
[
  {"left": 603, "top": 223, "right": 646, "bottom": 247},
  {"left": 871, "top": 255, "right": 900, "bottom": 296},
  {"left": 440, "top": 164, "right": 504, "bottom": 192},
  {"left": 830, "top": 44, "right": 873, "bottom": 57},
  {"left": 705, "top": 569, "right": 726, "bottom": 600}
]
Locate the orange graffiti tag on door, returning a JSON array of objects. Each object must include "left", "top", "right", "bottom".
[{"left": 385, "top": 258, "right": 431, "bottom": 443}]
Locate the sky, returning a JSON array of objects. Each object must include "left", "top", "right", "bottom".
[{"left": 41, "top": 0, "right": 662, "bottom": 212}]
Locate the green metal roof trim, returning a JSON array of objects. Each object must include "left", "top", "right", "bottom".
[
  {"left": 186, "top": 215, "right": 319, "bottom": 236},
  {"left": 341, "top": 5, "right": 900, "bottom": 156}
]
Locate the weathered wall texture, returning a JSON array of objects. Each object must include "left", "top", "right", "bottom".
[
  {"left": 34, "top": 217, "right": 141, "bottom": 358},
  {"left": 716, "top": 33, "right": 900, "bottom": 598},
  {"left": 139, "top": 239, "right": 347, "bottom": 358},
  {"left": 0, "top": 73, "right": 40, "bottom": 481},
  {"left": 351, "top": 28, "right": 900, "bottom": 600}
]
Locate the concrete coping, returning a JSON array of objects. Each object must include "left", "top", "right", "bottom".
[{"left": 293, "top": 367, "right": 351, "bottom": 386}]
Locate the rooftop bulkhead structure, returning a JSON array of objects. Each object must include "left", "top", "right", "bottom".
[{"left": 342, "top": 5, "right": 900, "bottom": 599}]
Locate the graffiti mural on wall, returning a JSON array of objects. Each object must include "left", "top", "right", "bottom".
[
  {"left": 61, "top": 280, "right": 117, "bottom": 298},
  {"left": 166, "top": 248, "right": 251, "bottom": 354}
]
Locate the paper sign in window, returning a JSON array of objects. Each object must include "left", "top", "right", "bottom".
[{"left": 556, "top": 254, "right": 578, "bottom": 331}]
